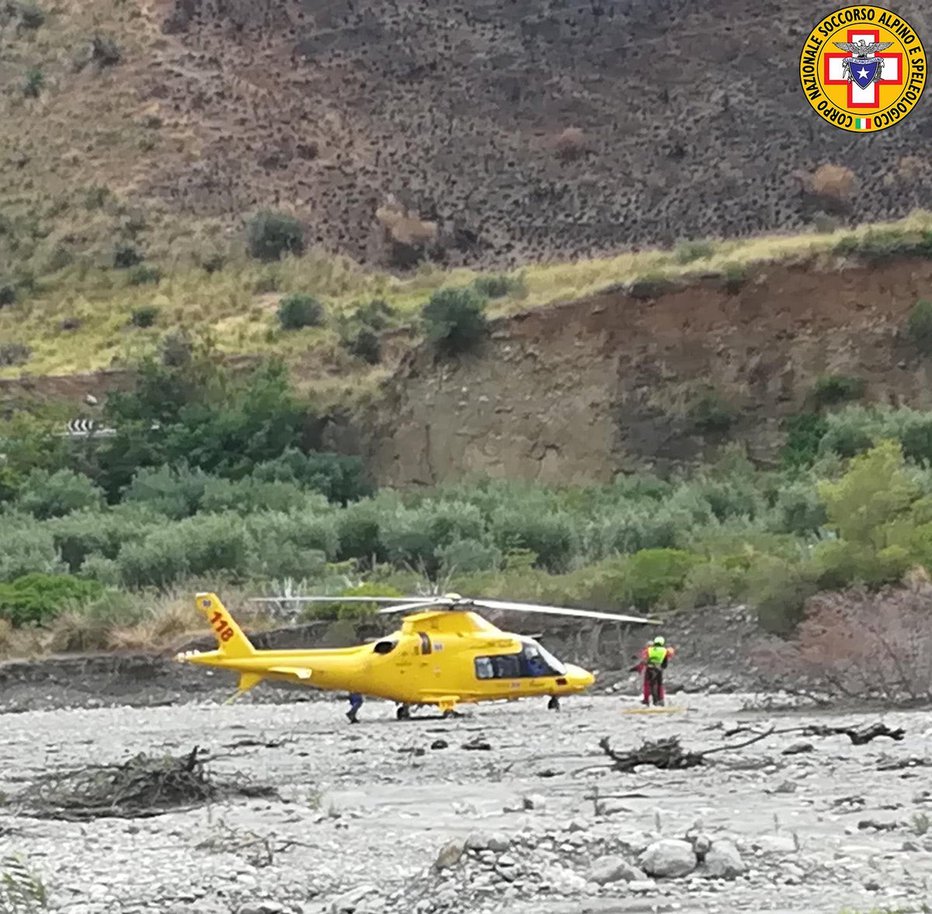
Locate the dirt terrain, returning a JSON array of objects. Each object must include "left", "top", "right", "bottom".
[
  {"left": 4, "top": 0, "right": 932, "bottom": 274},
  {"left": 2, "top": 691, "right": 930, "bottom": 914},
  {"left": 147, "top": 0, "right": 932, "bottom": 266},
  {"left": 367, "top": 253, "right": 932, "bottom": 484}
]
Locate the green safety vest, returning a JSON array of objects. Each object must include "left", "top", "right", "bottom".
[{"left": 647, "top": 645, "right": 668, "bottom": 666}]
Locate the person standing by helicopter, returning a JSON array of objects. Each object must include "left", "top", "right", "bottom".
[
  {"left": 346, "top": 692, "right": 363, "bottom": 723},
  {"left": 632, "top": 636, "right": 675, "bottom": 707}
]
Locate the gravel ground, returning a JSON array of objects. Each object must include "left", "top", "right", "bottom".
[{"left": 2, "top": 690, "right": 931, "bottom": 914}]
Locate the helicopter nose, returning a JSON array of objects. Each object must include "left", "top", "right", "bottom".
[{"left": 565, "top": 664, "right": 595, "bottom": 690}]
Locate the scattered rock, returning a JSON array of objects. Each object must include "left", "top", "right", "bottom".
[
  {"left": 782, "top": 741, "right": 815, "bottom": 755},
  {"left": 329, "top": 885, "right": 379, "bottom": 914},
  {"left": 430, "top": 739, "right": 449, "bottom": 750},
  {"left": 752, "top": 835, "right": 798, "bottom": 856},
  {"left": 703, "top": 840, "right": 747, "bottom": 879},
  {"left": 462, "top": 738, "right": 491, "bottom": 751},
  {"left": 433, "top": 840, "right": 464, "bottom": 870},
  {"left": 638, "top": 839, "right": 698, "bottom": 878},
  {"left": 465, "top": 832, "right": 510, "bottom": 852},
  {"left": 589, "top": 854, "right": 648, "bottom": 885},
  {"left": 523, "top": 794, "right": 547, "bottom": 811},
  {"left": 594, "top": 798, "right": 630, "bottom": 816}
]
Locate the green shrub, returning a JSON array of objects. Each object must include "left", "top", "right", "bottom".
[
  {"left": 781, "top": 413, "right": 829, "bottom": 468},
  {"left": 688, "top": 391, "right": 735, "bottom": 433},
  {"left": 78, "top": 554, "right": 121, "bottom": 586},
  {"left": 22, "top": 66, "right": 43, "bottom": 97},
  {"left": 246, "top": 542, "right": 327, "bottom": 581},
  {"left": 0, "top": 573, "right": 104, "bottom": 627},
  {"left": 809, "top": 539, "right": 907, "bottom": 590},
  {"left": 811, "top": 374, "right": 866, "bottom": 408},
  {"left": 0, "top": 524, "right": 66, "bottom": 582},
  {"left": 16, "top": 469, "right": 104, "bottom": 519},
  {"left": 277, "top": 293, "right": 324, "bottom": 330},
  {"left": 819, "top": 412, "right": 876, "bottom": 458},
  {"left": 127, "top": 265, "right": 162, "bottom": 287},
  {"left": 342, "top": 327, "right": 381, "bottom": 364},
  {"left": 16, "top": 2, "right": 46, "bottom": 30},
  {"left": 901, "top": 416, "right": 932, "bottom": 464},
  {"left": 130, "top": 305, "right": 159, "bottom": 328},
  {"left": 747, "top": 556, "right": 818, "bottom": 636},
  {"left": 834, "top": 228, "right": 932, "bottom": 264},
  {"left": 818, "top": 440, "right": 919, "bottom": 547},
  {"left": 0, "top": 283, "right": 16, "bottom": 307},
  {"left": 0, "top": 342, "right": 31, "bottom": 367},
  {"left": 720, "top": 263, "right": 747, "bottom": 295},
  {"left": 335, "top": 505, "right": 384, "bottom": 564},
  {"left": 493, "top": 511, "right": 578, "bottom": 574},
  {"left": 252, "top": 450, "right": 371, "bottom": 505},
  {"left": 769, "top": 481, "right": 827, "bottom": 536},
  {"left": 907, "top": 300, "right": 932, "bottom": 354},
  {"left": 437, "top": 538, "right": 502, "bottom": 575},
  {"left": 116, "top": 531, "right": 190, "bottom": 589},
  {"left": 246, "top": 211, "right": 305, "bottom": 262},
  {"left": 676, "top": 560, "right": 742, "bottom": 609},
  {"left": 471, "top": 274, "right": 524, "bottom": 299},
  {"left": 200, "top": 477, "right": 307, "bottom": 515},
  {"left": 674, "top": 240, "right": 715, "bottom": 264},
  {"left": 122, "top": 465, "right": 209, "bottom": 519},
  {"left": 621, "top": 548, "right": 699, "bottom": 610},
  {"left": 113, "top": 243, "right": 143, "bottom": 269},
  {"left": 90, "top": 33, "right": 122, "bottom": 68},
  {"left": 629, "top": 274, "right": 675, "bottom": 300},
  {"left": 422, "top": 287, "right": 488, "bottom": 355}
]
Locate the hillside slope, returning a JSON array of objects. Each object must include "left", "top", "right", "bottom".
[{"left": 1, "top": 0, "right": 930, "bottom": 278}]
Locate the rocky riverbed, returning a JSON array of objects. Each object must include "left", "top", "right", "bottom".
[{"left": 1, "top": 691, "right": 931, "bottom": 914}]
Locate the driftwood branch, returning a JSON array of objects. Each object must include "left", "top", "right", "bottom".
[
  {"left": 600, "top": 721, "right": 905, "bottom": 773},
  {"left": 8, "top": 746, "right": 277, "bottom": 821},
  {"left": 722, "top": 722, "right": 905, "bottom": 745}
]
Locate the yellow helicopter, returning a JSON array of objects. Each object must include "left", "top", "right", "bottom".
[{"left": 176, "top": 591, "right": 659, "bottom": 721}]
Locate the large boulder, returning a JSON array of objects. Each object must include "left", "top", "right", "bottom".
[{"left": 638, "top": 839, "right": 698, "bottom": 878}]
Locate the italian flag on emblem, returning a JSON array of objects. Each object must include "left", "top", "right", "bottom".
[{"left": 854, "top": 117, "right": 873, "bottom": 130}]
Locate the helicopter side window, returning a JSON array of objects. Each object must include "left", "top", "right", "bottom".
[
  {"left": 492, "top": 653, "right": 521, "bottom": 678},
  {"left": 474, "top": 657, "right": 494, "bottom": 679}
]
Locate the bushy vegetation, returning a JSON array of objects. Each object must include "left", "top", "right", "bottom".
[
  {"left": 277, "top": 293, "right": 324, "bottom": 330},
  {"left": 246, "top": 211, "right": 306, "bottom": 262},
  {"left": 7, "top": 369, "right": 932, "bottom": 650},
  {"left": 422, "top": 287, "right": 488, "bottom": 355}
]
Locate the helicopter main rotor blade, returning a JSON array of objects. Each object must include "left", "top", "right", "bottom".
[
  {"left": 249, "top": 596, "right": 434, "bottom": 604},
  {"left": 376, "top": 599, "right": 454, "bottom": 615},
  {"left": 469, "top": 598, "right": 661, "bottom": 625}
]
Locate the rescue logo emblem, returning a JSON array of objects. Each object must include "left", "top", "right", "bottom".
[{"left": 799, "top": 6, "right": 926, "bottom": 133}]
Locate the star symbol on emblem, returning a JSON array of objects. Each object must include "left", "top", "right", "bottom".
[{"left": 857, "top": 66, "right": 870, "bottom": 79}]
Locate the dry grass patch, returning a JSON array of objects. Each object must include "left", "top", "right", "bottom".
[{"left": 2, "top": 210, "right": 932, "bottom": 379}]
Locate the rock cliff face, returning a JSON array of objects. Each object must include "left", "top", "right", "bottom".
[
  {"left": 152, "top": 0, "right": 932, "bottom": 267},
  {"left": 366, "top": 255, "right": 932, "bottom": 485}
]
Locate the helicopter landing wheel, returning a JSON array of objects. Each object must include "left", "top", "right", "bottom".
[
  {"left": 441, "top": 709, "right": 460, "bottom": 719},
  {"left": 396, "top": 704, "right": 411, "bottom": 721},
  {"left": 547, "top": 696, "right": 560, "bottom": 711}
]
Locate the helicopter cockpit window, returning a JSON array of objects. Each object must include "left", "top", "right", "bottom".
[
  {"left": 520, "top": 640, "right": 567, "bottom": 676},
  {"left": 372, "top": 640, "right": 397, "bottom": 655}
]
